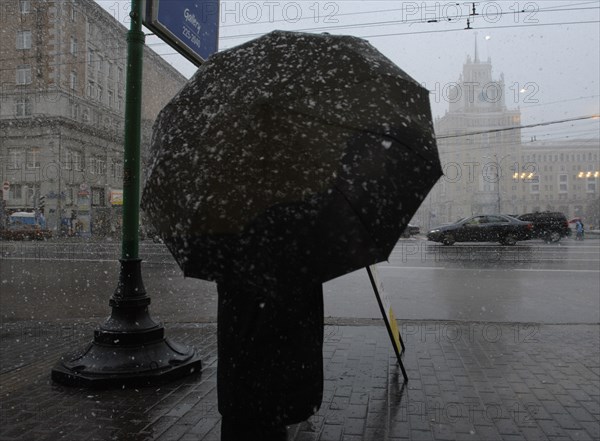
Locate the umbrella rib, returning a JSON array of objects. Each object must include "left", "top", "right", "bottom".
[{"left": 330, "top": 184, "right": 386, "bottom": 259}]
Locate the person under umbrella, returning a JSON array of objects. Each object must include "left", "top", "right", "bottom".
[
  {"left": 142, "top": 31, "right": 442, "bottom": 440},
  {"left": 216, "top": 214, "right": 325, "bottom": 439}
]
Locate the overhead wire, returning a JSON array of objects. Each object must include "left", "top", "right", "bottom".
[
  {"left": 437, "top": 115, "right": 600, "bottom": 140},
  {"left": 218, "top": 5, "right": 600, "bottom": 40},
  {"left": 2, "top": 3, "right": 599, "bottom": 68}
]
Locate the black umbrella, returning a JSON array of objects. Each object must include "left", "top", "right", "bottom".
[{"left": 142, "top": 30, "right": 442, "bottom": 283}]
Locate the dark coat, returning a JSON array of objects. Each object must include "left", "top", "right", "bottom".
[
  {"left": 217, "top": 277, "right": 324, "bottom": 425},
  {"left": 215, "top": 204, "right": 325, "bottom": 426}
]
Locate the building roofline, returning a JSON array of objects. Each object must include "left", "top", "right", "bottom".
[{"left": 81, "top": 0, "right": 188, "bottom": 84}]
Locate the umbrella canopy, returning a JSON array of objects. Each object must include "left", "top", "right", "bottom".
[{"left": 142, "top": 30, "right": 442, "bottom": 283}]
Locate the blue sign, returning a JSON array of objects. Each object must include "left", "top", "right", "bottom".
[{"left": 143, "top": 0, "right": 219, "bottom": 65}]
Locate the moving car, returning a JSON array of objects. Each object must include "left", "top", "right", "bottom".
[
  {"left": 427, "top": 214, "right": 533, "bottom": 246},
  {"left": 516, "top": 212, "right": 570, "bottom": 243}
]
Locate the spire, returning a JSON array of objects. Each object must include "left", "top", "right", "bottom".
[{"left": 474, "top": 32, "right": 479, "bottom": 62}]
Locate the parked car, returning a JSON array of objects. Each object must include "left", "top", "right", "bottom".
[
  {"left": 427, "top": 214, "right": 533, "bottom": 246},
  {"left": 0, "top": 212, "right": 52, "bottom": 241},
  {"left": 516, "top": 212, "right": 570, "bottom": 243},
  {"left": 401, "top": 224, "right": 420, "bottom": 238}
]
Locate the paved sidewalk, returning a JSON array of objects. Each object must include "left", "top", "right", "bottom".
[{"left": 0, "top": 320, "right": 598, "bottom": 441}]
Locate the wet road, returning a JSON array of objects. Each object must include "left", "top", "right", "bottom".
[
  {"left": 326, "top": 238, "right": 600, "bottom": 323},
  {"left": 1, "top": 237, "right": 598, "bottom": 324}
]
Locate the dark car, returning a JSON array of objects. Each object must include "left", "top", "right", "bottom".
[
  {"left": 427, "top": 214, "right": 533, "bottom": 246},
  {"left": 516, "top": 212, "right": 570, "bottom": 243}
]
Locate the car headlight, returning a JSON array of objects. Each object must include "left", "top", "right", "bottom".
[{"left": 428, "top": 229, "right": 440, "bottom": 234}]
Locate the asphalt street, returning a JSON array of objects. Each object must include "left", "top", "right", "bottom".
[{"left": 1, "top": 236, "right": 598, "bottom": 325}]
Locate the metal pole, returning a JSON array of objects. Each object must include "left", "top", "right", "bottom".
[
  {"left": 121, "top": 0, "right": 144, "bottom": 261},
  {"left": 57, "top": 128, "right": 62, "bottom": 233}
]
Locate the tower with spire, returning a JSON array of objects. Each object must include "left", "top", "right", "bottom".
[{"left": 423, "top": 35, "right": 523, "bottom": 225}]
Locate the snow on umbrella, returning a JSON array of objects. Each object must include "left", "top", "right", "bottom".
[{"left": 141, "top": 30, "right": 442, "bottom": 283}]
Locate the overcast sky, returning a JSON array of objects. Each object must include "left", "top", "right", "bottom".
[{"left": 97, "top": 1, "right": 600, "bottom": 142}]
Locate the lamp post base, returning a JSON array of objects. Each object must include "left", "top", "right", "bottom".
[
  {"left": 51, "top": 334, "right": 202, "bottom": 388},
  {"left": 52, "top": 259, "right": 202, "bottom": 389}
]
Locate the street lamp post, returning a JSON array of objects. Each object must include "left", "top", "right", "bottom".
[
  {"left": 52, "top": 0, "right": 202, "bottom": 388},
  {"left": 483, "top": 154, "right": 511, "bottom": 214}
]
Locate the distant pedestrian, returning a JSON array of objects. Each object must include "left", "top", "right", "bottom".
[
  {"left": 38, "top": 211, "right": 46, "bottom": 229},
  {"left": 575, "top": 220, "right": 584, "bottom": 240}
]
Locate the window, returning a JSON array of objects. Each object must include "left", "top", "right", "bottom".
[
  {"left": 15, "top": 97, "right": 32, "bottom": 116},
  {"left": 70, "top": 71, "right": 77, "bottom": 90},
  {"left": 26, "top": 147, "right": 40, "bottom": 169},
  {"left": 16, "top": 65, "right": 32, "bottom": 85},
  {"left": 91, "top": 156, "right": 106, "bottom": 175},
  {"left": 66, "top": 150, "right": 83, "bottom": 171},
  {"left": 16, "top": 31, "right": 32, "bottom": 50},
  {"left": 8, "top": 149, "right": 23, "bottom": 169},
  {"left": 111, "top": 160, "right": 123, "bottom": 179},
  {"left": 97, "top": 158, "right": 106, "bottom": 175},
  {"left": 70, "top": 37, "right": 78, "bottom": 55},
  {"left": 588, "top": 178, "right": 597, "bottom": 193},
  {"left": 87, "top": 81, "right": 95, "bottom": 98},
  {"left": 92, "top": 188, "right": 105, "bottom": 206},
  {"left": 97, "top": 86, "right": 103, "bottom": 103},
  {"left": 19, "top": 0, "right": 30, "bottom": 14},
  {"left": 487, "top": 215, "right": 509, "bottom": 223},
  {"left": 108, "top": 90, "right": 114, "bottom": 108},
  {"left": 9, "top": 184, "right": 23, "bottom": 199},
  {"left": 73, "top": 151, "right": 83, "bottom": 171},
  {"left": 559, "top": 174, "right": 568, "bottom": 193},
  {"left": 88, "top": 48, "right": 94, "bottom": 66},
  {"left": 530, "top": 184, "right": 540, "bottom": 193},
  {"left": 97, "top": 55, "right": 104, "bottom": 74}
]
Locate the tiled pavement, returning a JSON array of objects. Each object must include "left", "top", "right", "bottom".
[{"left": 0, "top": 320, "right": 599, "bottom": 441}]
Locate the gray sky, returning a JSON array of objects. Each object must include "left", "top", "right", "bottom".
[{"left": 98, "top": 1, "right": 600, "bottom": 142}]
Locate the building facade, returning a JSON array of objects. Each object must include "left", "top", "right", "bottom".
[
  {"left": 0, "top": 0, "right": 187, "bottom": 235},
  {"left": 415, "top": 47, "right": 599, "bottom": 230}
]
